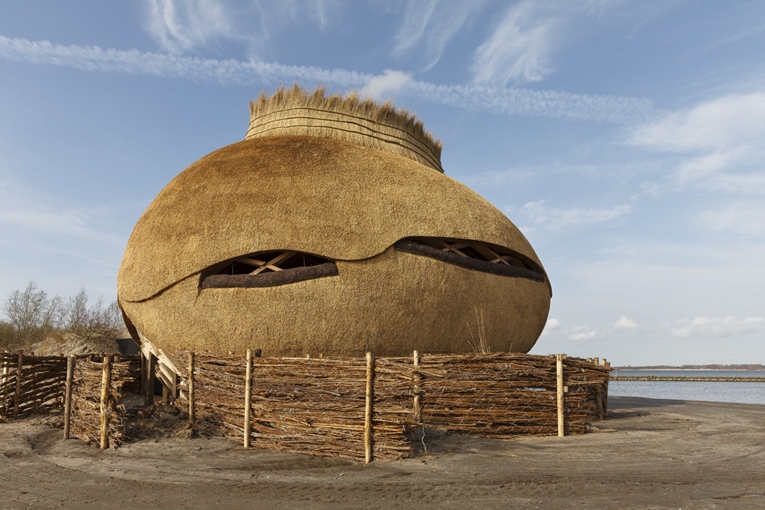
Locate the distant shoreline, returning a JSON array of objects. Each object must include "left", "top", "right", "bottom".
[{"left": 613, "top": 364, "right": 765, "bottom": 370}]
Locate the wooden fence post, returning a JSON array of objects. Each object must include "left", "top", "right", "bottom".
[
  {"left": 14, "top": 351, "right": 23, "bottom": 416},
  {"left": 1, "top": 350, "right": 9, "bottom": 416},
  {"left": 556, "top": 354, "right": 566, "bottom": 438},
  {"left": 100, "top": 356, "right": 112, "bottom": 450},
  {"left": 188, "top": 352, "right": 195, "bottom": 423},
  {"left": 243, "top": 349, "right": 253, "bottom": 449},
  {"left": 412, "top": 350, "right": 422, "bottom": 424},
  {"left": 63, "top": 355, "right": 76, "bottom": 439},
  {"left": 364, "top": 352, "right": 375, "bottom": 464},
  {"left": 144, "top": 353, "right": 156, "bottom": 407}
]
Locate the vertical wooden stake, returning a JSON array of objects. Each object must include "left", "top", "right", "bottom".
[
  {"left": 596, "top": 384, "right": 604, "bottom": 421},
  {"left": 556, "top": 353, "right": 566, "bottom": 438},
  {"left": 100, "top": 356, "right": 112, "bottom": 450},
  {"left": 243, "top": 349, "right": 253, "bottom": 449},
  {"left": 144, "top": 353, "right": 156, "bottom": 407},
  {"left": 1, "top": 350, "right": 9, "bottom": 416},
  {"left": 188, "top": 352, "right": 195, "bottom": 423},
  {"left": 140, "top": 352, "right": 147, "bottom": 397},
  {"left": 63, "top": 355, "right": 76, "bottom": 440},
  {"left": 412, "top": 350, "right": 422, "bottom": 424},
  {"left": 14, "top": 351, "right": 23, "bottom": 416},
  {"left": 364, "top": 352, "right": 375, "bottom": 464}
]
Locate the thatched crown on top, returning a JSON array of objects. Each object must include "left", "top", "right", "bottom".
[{"left": 247, "top": 85, "right": 444, "bottom": 172}]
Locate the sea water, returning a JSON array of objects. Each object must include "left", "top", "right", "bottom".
[{"left": 609, "top": 369, "right": 765, "bottom": 405}]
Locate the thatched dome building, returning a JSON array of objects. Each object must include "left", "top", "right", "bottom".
[{"left": 118, "top": 86, "right": 551, "bottom": 357}]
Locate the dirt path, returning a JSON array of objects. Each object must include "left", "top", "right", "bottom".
[{"left": 2, "top": 397, "right": 764, "bottom": 509}]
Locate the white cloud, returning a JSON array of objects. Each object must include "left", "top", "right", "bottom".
[
  {"left": 519, "top": 199, "right": 632, "bottom": 230},
  {"left": 613, "top": 315, "right": 637, "bottom": 330},
  {"left": 393, "top": 0, "right": 488, "bottom": 71},
  {"left": 629, "top": 92, "right": 765, "bottom": 192},
  {"left": 630, "top": 93, "right": 765, "bottom": 151},
  {"left": 570, "top": 326, "right": 596, "bottom": 341},
  {"left": 472, "top": 1, "right": 556, "bottom": 85},
  {"left": 541, "top": 318, "right": 561, "bottom": 335},
  {"left": 145, "top": 0, "right": 234, "bottom": 54},
  {"left": 361, "top": 70, "right": 413, "bottom": 100},
  {"left": 671, "top": 316, "right": 764, "bottom": 339},
  {"left": 0, "top": 35, "right": 656, "bottom": 123}
]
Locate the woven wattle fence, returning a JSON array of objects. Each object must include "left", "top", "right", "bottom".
[
  {"left": 0, "top": 351, "right": 68, "bottom": 417},
  {"left": 173, "top": 351, "right": 611, "bottom": 462},
  {"left": 68, "top": 356, "right": 141, "bottom": 447},
  {"left": 2, "top": 349, "right": 610, "bottom": 461},
  {"left": 420, "top": 353, "right": 608, "bottom": 437}
]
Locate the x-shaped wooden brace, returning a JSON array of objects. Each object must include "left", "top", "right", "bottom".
[{"left": 238, "top": 251, "right": 298, "bottom": 275}]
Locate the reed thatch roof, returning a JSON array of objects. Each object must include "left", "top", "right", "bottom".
[
  {"left": 118, "top": 135, "right": 545, "bottom": 302},
  {"left": 120, "top": 246, "right": 550, "bottom": 357}
]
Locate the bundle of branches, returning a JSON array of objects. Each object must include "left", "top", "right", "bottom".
[
  {"left": 173, "top": 351, "right": 609, "bottom": 460},
  {"left": 0, "top": 352, "right": 67, "bottom": 417},
  {"left": 417, "top": 353, "right": 609, "bottom": 437},
  {"left": 179, "top": 353, "right": 413, "bottom": 461},
  {"left": 69, "top": 356, "right": 141, "bottom": 447}
]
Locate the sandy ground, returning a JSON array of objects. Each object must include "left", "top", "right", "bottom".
[{"left": 1, "top": 396, "right": 764, "bottom": 509}]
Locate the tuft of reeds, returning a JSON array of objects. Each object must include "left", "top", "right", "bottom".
[{"left": 247, "top": 85, "right": 443, "bottom": 172}]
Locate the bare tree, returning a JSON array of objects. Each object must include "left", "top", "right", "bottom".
[
  {"left": 0, "top": 321, "right": 15, "bottom": 350},
  {"left": 2, "top": 282, "right": 64, "bottom": 345},
  {"left": 64, "top": 288, "right": 123, "bottom": 343}
]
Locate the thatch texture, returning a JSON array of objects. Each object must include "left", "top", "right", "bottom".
[
  {"left": 121, "top": 247, "right": 549, "bottom": 356},
  {"left": 118, "top": 136, "right": 545, "bottom": 303},
  {"left": 247, "top": 85, "right": 443, "bottom": 172},
  {"left": 118, "top": 87, "right": 551, "bottom": 357}
]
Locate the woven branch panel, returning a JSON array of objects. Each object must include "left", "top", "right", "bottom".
[
  {"left": 174, "top": 351, "right": 610, "bottom": 461},
  {"left": 176, "top": 353, "right": 413, "bottom": 461},
  {"left": 418, "top": 354, "right": 607, "bottom": 436},
  {"left": 69, "top": 356, "right": 141, "bottom": 447},
  {"left": 0, "top": 352, "right": 67, "bottom": 417}
]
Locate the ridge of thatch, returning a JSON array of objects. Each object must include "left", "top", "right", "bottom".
[{"left": 247, "top": 85, "right": 444, "bottom": 172}]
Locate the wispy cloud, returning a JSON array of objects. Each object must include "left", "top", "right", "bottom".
[
  {"left": 393, "top": 0, "right": 488, "bottom": 71},
  {"left": 0, "top": 177, "right": 124, "bottom": 260},
  {"left": 629, "top": 92, "right": 765, "bottom": 192},
  {"left": 519, "top": 199, "right": 632, "bottom": 230},
  {"left": 671, "top": 316, "right": 764, "bottom": 339},
  {"left": 143, "top": 0, "right": 341, "bottom": 57},
  {"left": 0, "top": 35, "right": 656, "bottom": 123},
  {"left": 472, "top": 1, "right": 557, "bottom": 85},
  {"left": 145, "top": 0, "right": 234, "bottom": 54}
]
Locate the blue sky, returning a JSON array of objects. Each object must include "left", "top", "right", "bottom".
[{"left": 1, "top": 0, "right": 764, "bottom": 365}]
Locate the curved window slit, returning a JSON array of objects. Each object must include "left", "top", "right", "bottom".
[
  {"left": 200, "top": 251, "right": 338, "bottom": 288},
  {"left": 394, "top": 238, "right": 545, "bottom": 282}
]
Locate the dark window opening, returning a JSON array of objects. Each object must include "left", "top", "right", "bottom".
[
  {"left": 200, "top": 251, "right": 338, "bottom": 288},
  {"left": 394, "top": 238, "right": 546, "bottom": 282}
]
